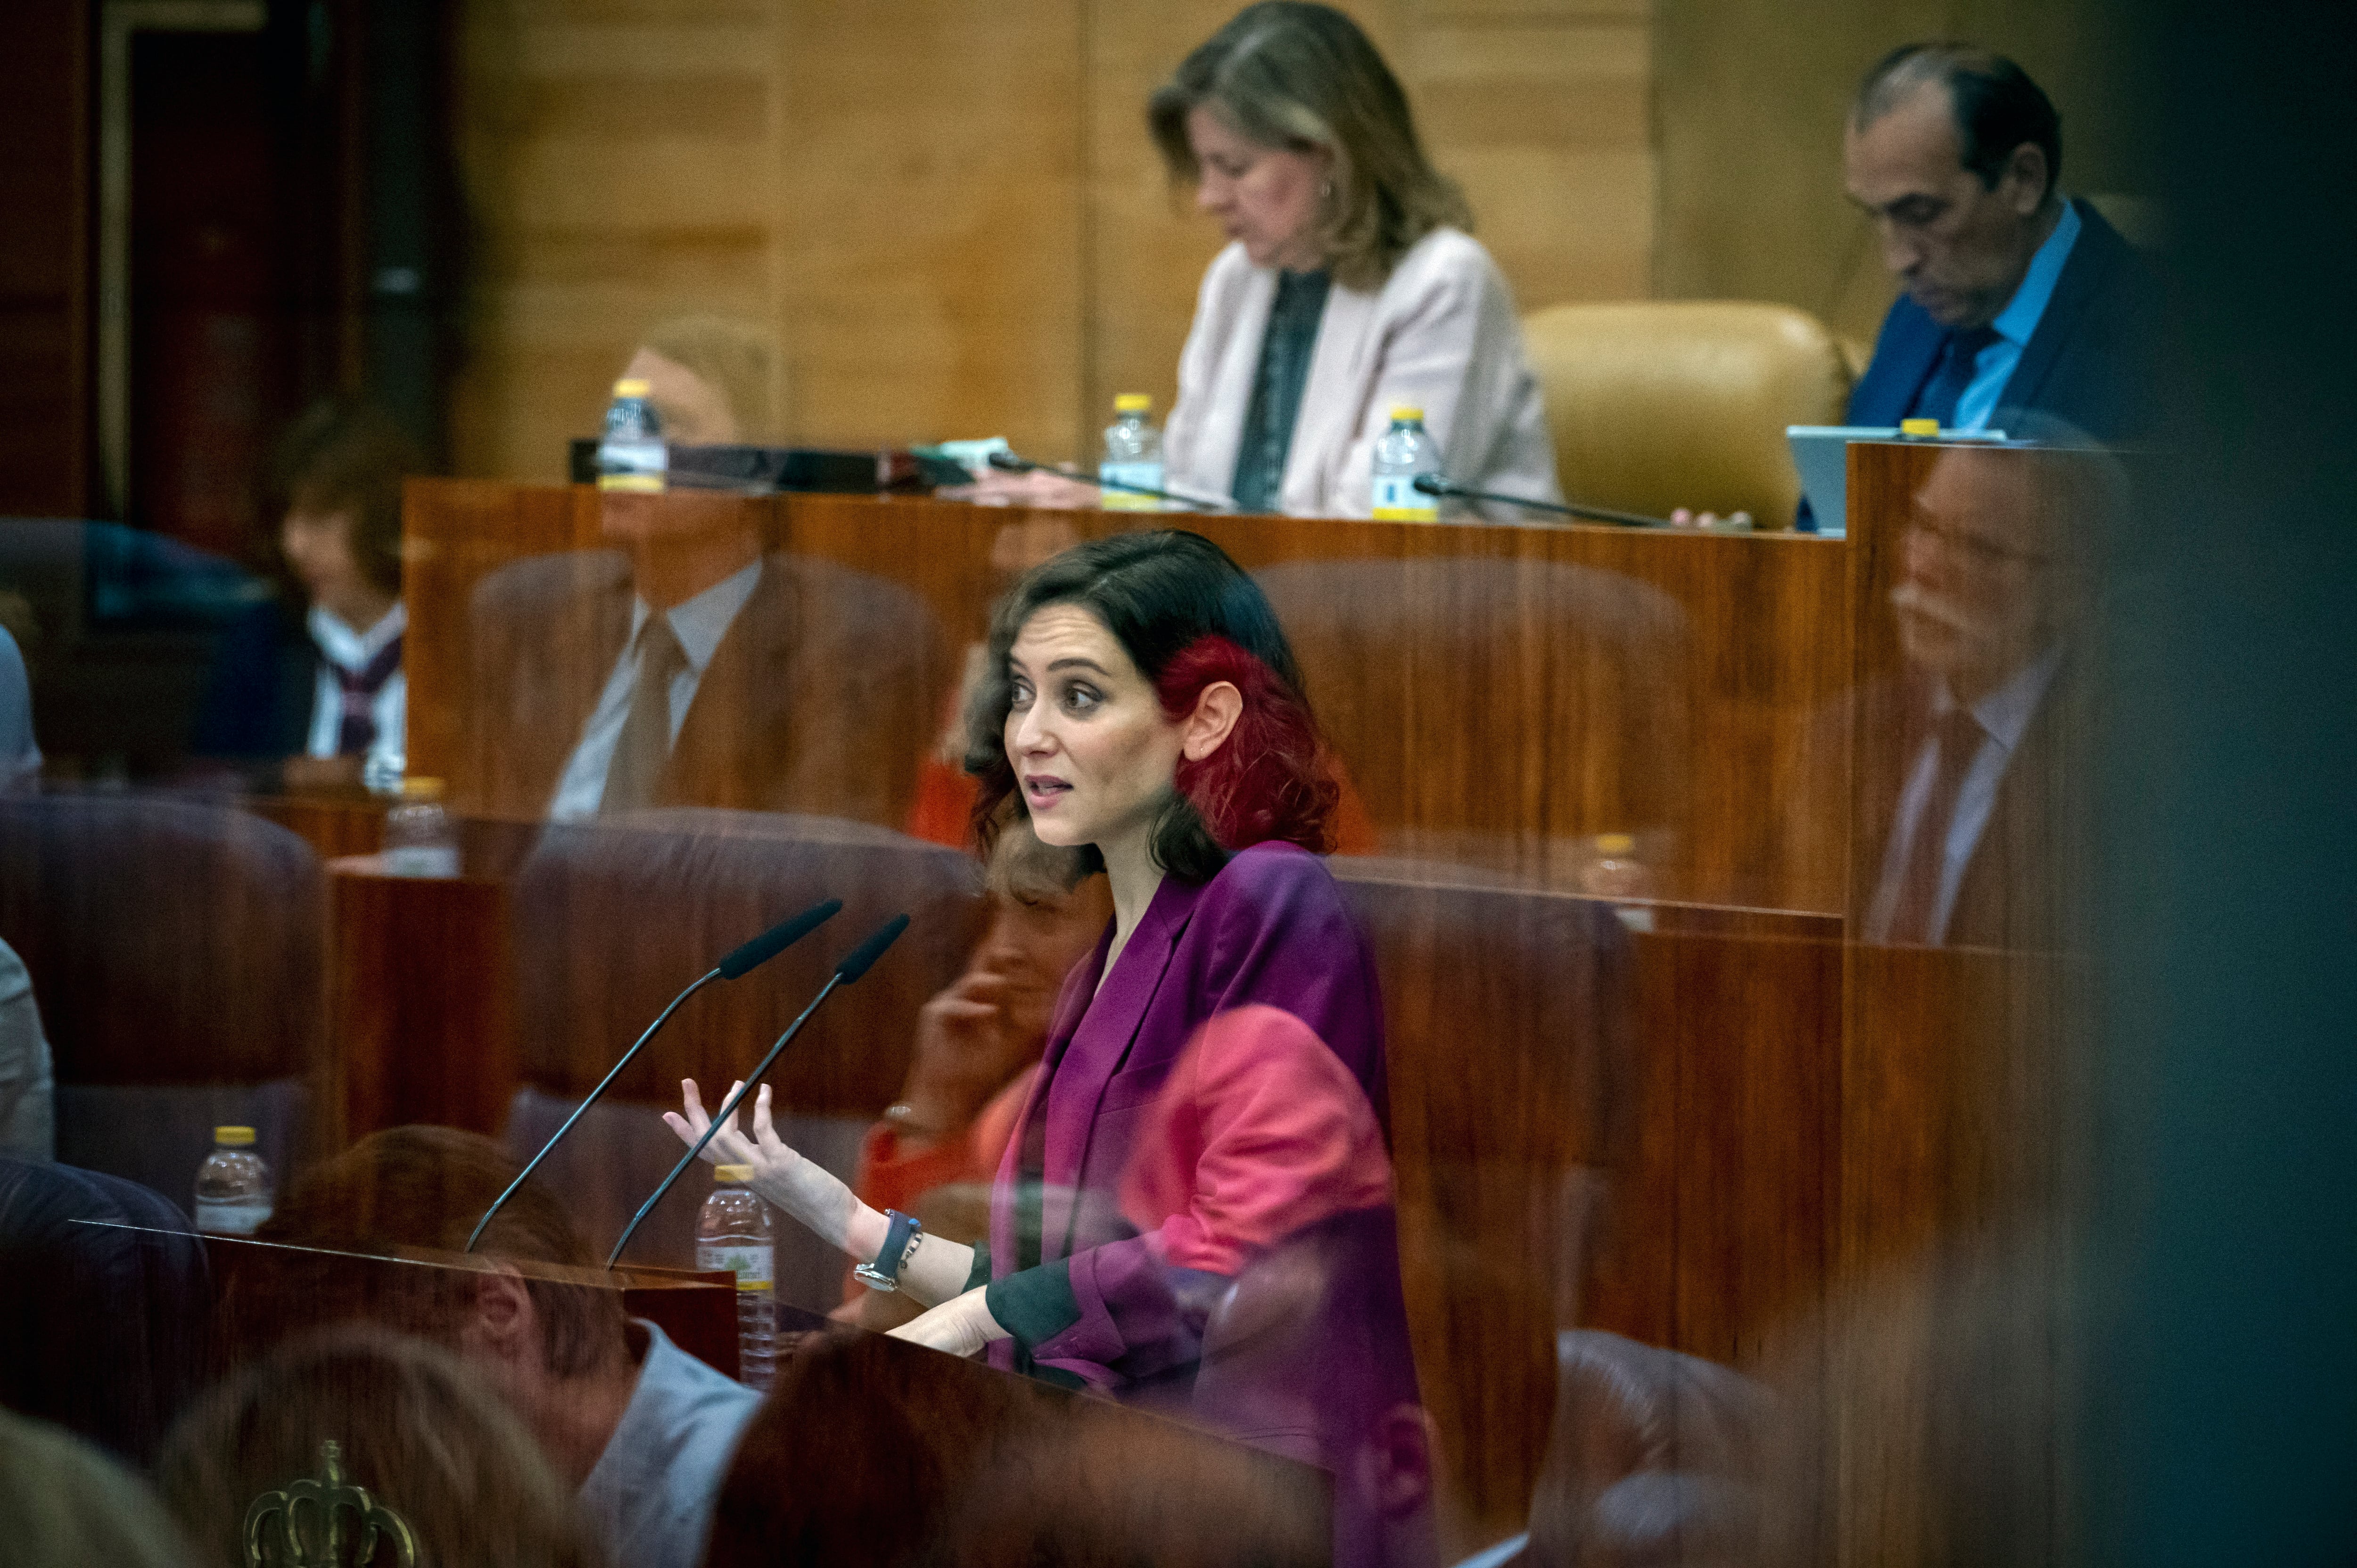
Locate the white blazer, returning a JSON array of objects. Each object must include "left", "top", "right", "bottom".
[{"left": 1163, "top": 227, "right": 1563, "bottom": 519}]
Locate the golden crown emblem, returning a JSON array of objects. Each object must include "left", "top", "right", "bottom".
[{"left": 241, "top": 1441, "right": 419, "bottom": 1568}]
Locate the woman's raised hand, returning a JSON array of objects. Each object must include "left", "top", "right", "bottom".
[{"left": 663, "top": 1078, "right": 872, "bottom": 1256}]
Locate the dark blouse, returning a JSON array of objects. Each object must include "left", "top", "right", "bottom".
[{"left": 1228, "top": 269, "right": 1333, "bottom": 513}]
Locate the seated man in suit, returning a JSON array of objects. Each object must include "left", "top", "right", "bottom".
[
  {"left": 1684, "top": 45, "right": 2156, "bottom": 531},
  {"left": 1856, "top": 438, "right": 2119, "bottom": 948},
  {"left": 1843, "top": 44, "right": 2154, "bottom": 441},
  {"left": 461, "top": 337, "right": 945, "bottom": 822}
]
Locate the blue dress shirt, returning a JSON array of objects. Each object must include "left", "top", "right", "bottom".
[
  {"left": 1950, "top": 200, "right": 2083, "bottom": 433},
  {"left": 578, "top": 1318, "right": 761, "bottom": 1568}
]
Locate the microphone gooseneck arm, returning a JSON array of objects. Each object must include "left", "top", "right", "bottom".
[
  {"left": 985, "top": 449, "right": 1228, "bottom": 512},
  {"left": 1411, "top": 473, "right": 1669, "bottom": 529},
  {"left": 467, "top": 898, "right": 843, "bottom": 1254},
  {"left": 605, "top": 913, "right": 910, "bottom": 1270}
]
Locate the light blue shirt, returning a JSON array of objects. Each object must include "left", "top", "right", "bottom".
[
  {"left": 0, "top": 627, "right": 40, "bottom": 788},
  {"left": 1452, "top": 1532, "right": 1529, "bottom": 1568},
  {"left": 579, "top": 1318, "right": 762, "bottom": 1568},
  {"left": 1951, "top": 200, "right": 2082, "bottom": 433},
  {"left": 548, "top": 558, "right": 763, "bottom": 821}
]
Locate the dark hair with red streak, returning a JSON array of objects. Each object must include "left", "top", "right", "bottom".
[
  {"left": 1158, "top": 633, "right": 1337, "bottom": 858},
  {"left": 965, "top": 530, "right": 1336, "bottom": 885}
]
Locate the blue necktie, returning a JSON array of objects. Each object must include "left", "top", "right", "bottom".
[{"left": 1911, "top": 324, "right": 1999, "bottom": 429}]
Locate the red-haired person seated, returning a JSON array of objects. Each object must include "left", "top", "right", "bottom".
[{"left": 671, "top": 529, "right": 1387, "bottom": 1404}]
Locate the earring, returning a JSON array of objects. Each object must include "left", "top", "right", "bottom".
[{"left": 1321, "top": 178, "right": 1335, "bottom": 201}]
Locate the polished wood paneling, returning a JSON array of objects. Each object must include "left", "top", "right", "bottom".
[
  {"left": 248, "top": 791, "right": 388, "bottom": 860},
  {"left": 403, "top": 482, "right": 1853, "bottom": 912},
  {"left": 450, "top": 0, "right": 1654, "bottom": 481},
  {"left": 0, "top": 0, "right": 92, "bottom": 516},
  {"left": 1824, "top": 438, "right": 2093, "bottom": 1568},
  {"left": 1333, "top": 861, "right": 1843, "bottom": 1538},
  {"left": 327, "top": 859, "right": 517, "bottom": 1143}
]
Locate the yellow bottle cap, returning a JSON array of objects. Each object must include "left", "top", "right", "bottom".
[
  {"left": 214, "top": 1125, "right": 256, "bottom": 1146},
  {"left": 400, "top": 777, "right": 445, "bottom": 800},
  {"left": 1594, "top": 833, "right": 1635, "bottom": 855},
  {"left": 1113, "top": 393, "right": 1152, "bottom": 413},
  {"left": 714, "top": 1164, "right": 753, "bottom": 1183},
  {"left": 1900, "top": 418, "right": 1941, "bottom": 437},
  {"left": 1391, "top": 405, "right": 1425, "bottom": 422},
  {"left": 613, "top": 378, "right": 652, "bottom": 398}
]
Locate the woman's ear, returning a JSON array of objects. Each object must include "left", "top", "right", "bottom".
[{"left": 1179, "top": 680, "right": 1244, "bottom": 763}]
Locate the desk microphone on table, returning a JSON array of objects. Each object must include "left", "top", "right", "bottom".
[
  {"left": 606, "top": 912, "right": 912, "bottom": 1269},
  {"left": 1411, "top": 474, "right": 1670, "bottom": 529},
  {"left": 466, "top": 898, "right": 844, "bottom": 1254},
  {"left": 985, "top": 449, "right": 1229, "bottom": 512}
]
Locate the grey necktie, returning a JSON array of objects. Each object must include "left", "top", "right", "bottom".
[{"left": 599, "top": 613, "right": 689, "bottom": 814}]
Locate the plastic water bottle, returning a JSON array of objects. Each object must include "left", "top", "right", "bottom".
[
  {"left": 1370, "top": 405, "right": 1442, "bottom": 521},
  {"left": 697, "top": 1165, "right": 776, "bottom": 1391},
  {"left": 1578, "top": 833, "right": 1650, "bottom": 899},
  {"left": 382, "top": 777, "right": 459, "bottom": 878},
  {"left": 195, "top": 1125, "right": 272, "bottom": 1236},
  {"left": 1098, "top": 394, "right": 1163, "bottom": 512},
  {"left": 596, "top": 377, "right": 667, "bottom": 493}
]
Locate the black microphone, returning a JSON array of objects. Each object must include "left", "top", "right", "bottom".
[
  {"left": 1412, "top": 473, "right": 1670, "bottom": 529},
  {"left": 466, "top": 898, "right": 843, "bottom": 1254},
  {"left": 606, "top": 913, "right": 912, "bottom": 1268},
  {"left": 984, "top": 449, "right": 1228, "bottom": 512}
]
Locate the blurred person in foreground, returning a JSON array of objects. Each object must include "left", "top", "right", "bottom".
[
  {"left": 618, "top": 313, "right": 779, "bottom": 448},
  {"left": 932, "top": 1406, "right": 1330, "bottom": 1568},
  {"left": 959, "top": 2, "right": 1558, "bottom": 518},
  {"left": 193, "top": 400, "right": 425, "bottom": 787},
  {"left": 161, "top": 1327, "right": 600, "bottom": 1568},
  {"left": 460, "top": 316, "right": 944, "bottom": 823},
  {"left": 243, "top": 1125, "right": 755, "bottom": 1568},
  {"left": 1680, "top": 45, "right": 2158, "bottom": 529},
  {"left": 0, "top": 625, "right": 53, "bottom": 1159},
  {"left": 0, "top": 1404, "right": 190, "bottom": 1568},
  {"left": 668, "top": 530, "right": 1386, "bottom": 1401},
  {"left": 1857, "top": 436, "right": 2115, "bottom": 947}
]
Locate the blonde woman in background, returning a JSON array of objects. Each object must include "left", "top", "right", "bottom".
[{"left": 978, "top": 1, "right": 1561, "bottom": 519}]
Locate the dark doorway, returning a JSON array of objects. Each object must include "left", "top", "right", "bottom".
[{"left": 127, "top": 27, "right": 297, "bottom": 562}]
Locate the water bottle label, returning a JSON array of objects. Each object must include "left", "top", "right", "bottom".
[
  {"left": 697, "top": 1243, "right": 775, "bottom": 1290},
  {"left": 597, "top": 439, "right": 668, "bottom": 493},
  {"left": 1098, "top": 461, "right": 1164, "bottom": 512},
  {"left": 196, "top": 1198, "right": 272, "bottom": 1236},
  {"left": 1372, "top": 473, "right": 1439, "bottom": 522}
]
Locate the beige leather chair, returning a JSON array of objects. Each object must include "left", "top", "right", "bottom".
[{"left": 1523, "top": 301, "right": 1853, "bottom": 530}]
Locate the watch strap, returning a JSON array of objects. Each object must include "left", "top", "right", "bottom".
[{"left": 853, "top": 1209, "right": 923, "bottom": 1292}]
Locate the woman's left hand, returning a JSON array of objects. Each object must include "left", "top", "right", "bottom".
[
  {"left": 885, "top": 1285, "right": 1012, "bottom": 1358},
  {"left": 664, "top": 1079, "right": 874, "bottom": 1256}
]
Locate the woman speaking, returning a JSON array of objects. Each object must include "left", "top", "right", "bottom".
[
  {"left": 983, "top": 1, "right": 1560, "bottom": 518},
  {"left": 666, "top": 530, "right": 1387, "bottom": 1393}
]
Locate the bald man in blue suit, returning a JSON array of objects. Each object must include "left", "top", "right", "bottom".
[{"left": 1788, "top": 44, "right": 2157, "bottom": 531}]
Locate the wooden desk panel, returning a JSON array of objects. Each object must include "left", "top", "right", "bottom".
[
  {"left": 326, "top": 859, "right": 517, "bottom": 1145},
  {"left": 403, "top": 482, "right": 1851, "bottom": 912}
]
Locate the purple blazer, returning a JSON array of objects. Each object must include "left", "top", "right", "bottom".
[{"left": 982, "top": 841, "right": 1385, "bottom": 1391}]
